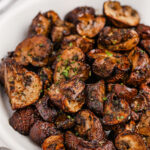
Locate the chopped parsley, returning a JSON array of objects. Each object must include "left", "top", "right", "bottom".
[
  {"left": 103, "top": 97, "right": 107, "bottom": 101},
  {"left": 39, "top": 43, "right": 44, "bottom": 47},
  {"left": 69, "top": 42, "right": 73, "bottom": 47},
  {"left": 105, "top": 50, "right": 113, "bottom": 57}
]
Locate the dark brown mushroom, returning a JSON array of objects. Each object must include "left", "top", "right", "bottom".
[
  {"left": 29, "top": 120, "right": 60, "bottom": 145},
  {"left": 42, "top": 134, "right": 65, "bottom": 150},
  {"left": 65, "top": 131, "right": 115, "bottom": 150},
  {"left": 88, "top": 49, "right": 130, "bottom": 83},
  {"left": 141, "top": 39, "right": 150, "bottom": 55},
  {"left": 98, "top": 27, "right": 139, "bottom": 51},
  {"left": 108, "top": 83, "right": 138, "bottom": 102},
  {"left": 136, "top": 24, "right": 150, "bottom": 39},
  {"left": 75, "top": 109, "right": 105, "bottom": 141},
  {"left": 4, "top": 61, "right": 42, "bottom": 110},
  {"left": 127, "top": 47, "right": 150, "bottom": 87},
  {"left": 28, "top": 13, "right": 51, "bottom": 37},
  {"left": 103, "top": 93, "right": 131, "bottom": 125},
  {"left": 86, "top": 80, "right": 105, "bottom": 115},
  {"left": 35, "top": 95, "right": 57, "bottom": 122},
  {"left": 76, "top": 14, "right": 106, "bottom": 38},
  {"left": 61, "top": 34, "right": 94, "bottom": 53},
  {"left": 47, "top": 78, "right": 85, "bottom": 113},
  {"left": 13, "top": 35, "right": 53, "bottom": 67},
  {"left": 55, "top": 113, "right": 75, "bottom": 130},
  {"left": 136, "top": 110, "right": 150, "bottom": 137},
  {"left": 115, "top": 131, "right": 147, "bottom": 150},
  {"left": 9, "top": 107, "right": 39, "bottom": 135},
  {"left": 104, "top": 1, "right": 140, "bottom": 27},
  {"left": 64, "top": 6, "right": 95, "bottom": 24}
]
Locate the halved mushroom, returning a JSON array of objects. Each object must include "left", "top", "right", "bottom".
[
  {"left": 13, "top": 35, "right": 53, "bottom": 67},
  {"left": 86, "top": 80, "right": 105, "bottom": 115},
  {"left": 42, "top": 134, "right": 65, "bottom": 150},
  {"left": 61, "top": 34, "right": 94, "bottom": 53},
  {"left": 108, "top": 83, "right": 138, "bottom": 102},
  {"left": 104, "top": 1, "right": 140, "bottom": 27},
  {"left": 51, "top": 20, "right": 75, "bottom": 43},
  {"left": 35, "top": 95, "right": 57, "bottom": 122},
  {"left": 115, "top": 131, "right": 147, "bottom": 150},
  {"left": 98, "top": 27, "right": 139, "bottom": 51},
  {"left": 47, "top": 78, "right": 85, "bottom": 113},
  {"left": 55, "top": 113, "right": 75, "bottom": 130},
  {"left": 140, "top": 78, "right": 150, "bottom": 106},
  {"left": 38, "top": 67, "right": 53, "bottom": 83},
  {"left": 54, "top": 47, "right": 90, "bottom": 83},
  {"left": 29, "top": 120, "right": 60, "bottom": 145},
  {"left": 76, "top": 14, "right": 106, "bottom": 38},
  {"left": 64, "top": 6, "right": 95, "bottom": 24},
  {"left": 57, "top": 47, "right": 85, "bottom": 61},
  {"left": 103, "top": 94, "right": 131, "bottom": 125},
  {"left": 127, "top": 48, "right": 150, "bottom": 86},
  {"left": 65, "top": 131, "right": 115, "bottom": 150},
  {"left": 44, "top": 10, "right": 60, "bottom": 24},
  {"left": 88, "top": 49, "right": 130, "bottom": 82},
  {"left": 4, "top": 61, "right": 42, "bottom": 110},
  {"left": 125, "top": 121, "right": 136, "bottom": 132},
  {"left": 141, "top": 39, "right": 150, "bottom": 55},
  {"left": 130, "top": 93, "right": 148, "bottom": 112},
  {"left": 28, "top": 13, "right": 51, "bottom": 37},
  {"left": 54, "top": 59, "right": 90, "bottom": 83},
  {"left": 75, "top": 109, "right": 105, "bottom": 141},
  {"left": 136, "top": 110, "right": 150, "bottom": 136},
  {"left": 9, "top": 107, "right": 39, "bottom": 135},
  {"left": 136, "top": 24, "right": 150, "bottom": 39}
]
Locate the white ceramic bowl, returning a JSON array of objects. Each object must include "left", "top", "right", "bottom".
[{"left": 0, "top": 0, "right": 150, "bottom": 149}]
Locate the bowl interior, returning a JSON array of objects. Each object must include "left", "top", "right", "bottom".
[{"left": 0, "top": 0, "right": 149, "bottom": 150}]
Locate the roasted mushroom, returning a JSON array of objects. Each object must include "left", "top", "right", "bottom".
[
  {"left": 44, "top": 10, "right": 61, "bottom": 25},
  {"left": 125, "top": 121, "right": 136, "bottom": 132},
  {"left": 39, "top": 67, "right": 52, "bottom": 83},
  {"left": 55, "top": 113, "right": 75, "bottom": 130},
  {"left": 88, "top": 49, "right": 130, "bottom": 82},
  {"left": 136, "top": 110, "right": 150, "bottom": 136},
  {"left": 29, "top": 120, "right": 60, "bottom": 145},
  {"left": 141, "top": 39, "right": 150, "bottom": 55},
  {"left": 86, "top": 80, "right": 105, "bottom": 115},
  {"left": 98, "top": 27, "right": 139, "bottom": 51},
  {"left": 35, "top": 95, "right": 57, "bottom": 122},
  {"left": 136, "top": 24, "right": 150, "bottom": 39},
  {"left": 108, "top": 83, "right": 138, "bottom": 102},
  {"left": 48, "top": 78, "right": 85, "bottom": 113},
  {"left": 61, "top": 34, "right": 94, "bottom": 53},
  {"left": 51, "top": 20, "right": 75, "bottom": 43},
  {"left": 115, "top": 131, "right": 147, "bottom": 150},
  {"left": 9, "top": 107, "right": 39, "bottom": 135},
  {"left": 75, "top": 109, "right": 105, "bottom": 141},
  {"left": 103, "top": 94, "right": 131, "bottom": 125},
  {"left": 76, "top": 14, "right": 106, "bottom": 38},
  {"left": 104, "top": 1, "right": 140, "bottom": 27},
  {"left": 130, "top": 93, "right": 148, "bottom": 112},
  {"left": 65, "top": 131, "right": 115, "bottom": 150},
  {"left": 127, "top": 47, "right": 150, "bottom": 86},
  {"left": 140, "top": 78, "right": 150, "bottom": 106},
  {"left": 42, "top": 134, "right": 65, "bottom": 150},
  {"left": 13, "top": 35, "right": 53, "bottom": 67},
  {"left": 54, "top": 47, "right": 90, "bottom": 83},
  {"left": 28, "top": 13, "right": 51, "bottom": 37},
  {"left": 64, "top": 6, "right": 95, "bottom": 24},
  {"left": 4, "top": 61, "right": 42, "bottom": 110}
]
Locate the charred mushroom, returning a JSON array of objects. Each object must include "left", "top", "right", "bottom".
[
  {"left": 104, "top": 1, "right": 140, "bottom": 27},
  {"left": 4, "top": 61, "right": 42, "bottom": 109},
  {"left": 98, "top": 27, "right": 139, "bottom": 51},
  {"left": 76, "top": 14, "right": 106, "bottom": 38},
  {"left": 13, "top": 35, "right": 53, "bottom": 67},
  {"left": 48, "top": 78, "right": 85, "bottom": 113}
]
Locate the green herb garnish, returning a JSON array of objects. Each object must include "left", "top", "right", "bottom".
[{"left": 105, "top": 50, "right": 113, "bottom": 57}]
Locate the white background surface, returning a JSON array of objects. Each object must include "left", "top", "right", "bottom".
[{"left": 0, "top": 0, "right": 150, "bottom": 150}]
